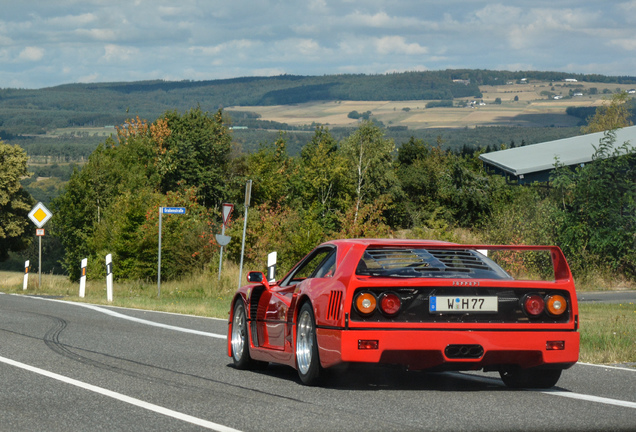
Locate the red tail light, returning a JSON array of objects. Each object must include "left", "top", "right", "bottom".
[
  {"left": 523, "top": 294, "right": 545, "bottom": 316},
  {"left": 379, "top": 292, "right": 401, "bottom": 316}
]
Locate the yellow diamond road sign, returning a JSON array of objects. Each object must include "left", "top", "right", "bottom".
[{"left": 28, "top": 202, "right": 53, "bottom": 228}]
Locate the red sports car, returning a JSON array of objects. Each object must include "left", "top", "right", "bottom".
[{"left": 227, "top": 239, "right": 579, "bottom": 387}]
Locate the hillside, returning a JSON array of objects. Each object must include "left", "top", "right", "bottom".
[{"left": 1, "top": 69, "right": 635, "bottom": 137}]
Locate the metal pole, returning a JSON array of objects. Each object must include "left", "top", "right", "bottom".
[
  {"left": 38, "top": 236, "right": 42, "bottom": 288},
  {"left": 218, "top": 222, "right": 225, "bottom": 281},
  {"left": 238, "top": 180, "right": 252, "bottom": 289},
  {"left": 157, "top": 207, "right": 162, "bottom": 297}
]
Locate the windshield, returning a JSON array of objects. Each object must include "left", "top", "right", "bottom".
[{"left": 356, "top": 248, "right": 513, "bottom": 280}]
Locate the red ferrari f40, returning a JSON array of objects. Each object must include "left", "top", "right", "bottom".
[{"left": 228, "top": 239, "right": 579, "bottom": 387}]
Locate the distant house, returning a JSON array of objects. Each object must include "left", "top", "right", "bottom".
[
  {"left": 564, "top": 78, "right": 578, "bottom": 82},
  {"left": 479, "top": 126, "right": 636, "bottom": 184}
]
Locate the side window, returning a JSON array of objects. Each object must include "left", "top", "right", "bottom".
[
  {"left": 314, "top": 251, "right": 336, "bottom": 278},
  {"left": 281, "top": 247, "right": 336, "bottom": 286}
]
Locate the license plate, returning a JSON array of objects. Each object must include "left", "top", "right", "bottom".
[{"left": 429, "top": 296, "right": 498, "bottom": 313}]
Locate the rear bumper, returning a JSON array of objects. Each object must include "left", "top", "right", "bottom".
[{"left": 317, "top": 328, "right": 579, "bottom": 371}]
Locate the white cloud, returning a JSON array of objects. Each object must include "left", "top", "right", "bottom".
[
  {"left": 18, "top": 46, "right": 44, "bottom": 62},
  {"left": 102, "top": 44, "right": 139, "bottom": 62},
  {"left": 375, "top": 36, "right": 428, "bottom": 55},
  {"left": 344, "top": 10, "right": 422, "bottom": 29},
  {"left": 46, "top": 13, "right": 97, "bottom": 27},
  {"left": 0, "top": 1, "right": 635, "bottom": 88},
  {"left": 609, "top": 38, "right": 636, "bottom": 51}
]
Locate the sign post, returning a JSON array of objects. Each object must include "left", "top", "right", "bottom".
[
  {"left": 157, "top": 206, "right": 186, "bottom": 297},
  {"left": 238, "top": 180, "right": 252, "bottom": 289},
  {"left": 28, "top": 202, "right": 53, "bottom": 288},
  {"left": 217, "top": 203, "right": 234, "bottom": 280}
]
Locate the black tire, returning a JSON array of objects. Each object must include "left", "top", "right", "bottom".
[
  {"left": 231, "top": 301, "right": 267, "bottom": 370},
  {"left": 499, "top": 367, "right": 562, "bottom": 389},
  {"left": 295, "top": 302, "right": 322, "bottom": 386}
]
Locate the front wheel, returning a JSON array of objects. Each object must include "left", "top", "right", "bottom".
[
  {"left": 231, "top": 301, "right": 267, "bottom": 370},
  {"left": 499, "top": 368, "right": 562, "bottom": 388},
  {"left": 296, "top": 302, "right": 322, "bottom": 385}
]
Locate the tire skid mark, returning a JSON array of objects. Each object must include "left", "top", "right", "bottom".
[{"left": 1, "top": 309, "right": 305, "bottom": 404}]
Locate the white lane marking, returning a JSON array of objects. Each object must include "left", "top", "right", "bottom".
[
  {"left": 455, "top": 372, "right": 636, "bottom": 410},
  {"left": 539, "top": 389, "right": 636, "bottom": 409},
  {"left": 578, "top": 362, "right": 636, "bottom": 372},
  {"left": 0, "top": 355, "right": 241, "bottom": 432},
  {"left": 22, "top": 295, "right": 227, "bottom": 340}
]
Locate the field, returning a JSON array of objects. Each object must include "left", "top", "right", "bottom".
[{"left": 227, "top": 81, "right": 621, "bottom": 129}]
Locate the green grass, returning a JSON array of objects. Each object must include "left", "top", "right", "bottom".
[
  {"left": 579, "top": 302, "right": 636, "bottom": 365},
  {"left": 2, "top": 269, "right": 634, "bottom": 366},
  {"left": 0, "top": 264, "right": 239, "bottom": 319}
]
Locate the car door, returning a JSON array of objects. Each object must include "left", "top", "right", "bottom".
[{"left": 257, "top": 246, "right": 337, "bottom": 350}]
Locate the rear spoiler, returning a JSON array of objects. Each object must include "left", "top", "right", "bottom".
[{"left": 364, "top": 243, "right": 572, "bottom": 282}]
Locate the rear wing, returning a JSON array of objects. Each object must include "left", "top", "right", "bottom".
[{"left": 361, "top": 243, "right": 573, "bottom": 283}]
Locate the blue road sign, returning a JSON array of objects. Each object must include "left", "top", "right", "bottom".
[{"left": 162, "top": 207, "right": 186, "bottom": 214}]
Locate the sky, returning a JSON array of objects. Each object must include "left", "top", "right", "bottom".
[{"left": 1, "top": 0, "right": 636, "bottom": 89}]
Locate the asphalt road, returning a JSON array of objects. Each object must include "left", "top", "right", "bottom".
[
  {"left": 1, "top": 293, "right": 634, "bottom": 431},
  {"left": 577, "top": 290, "right": 636, "bottom": 304}
]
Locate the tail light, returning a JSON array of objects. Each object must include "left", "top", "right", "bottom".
[
  {"left": 546, "top": 294, "right": 567, "bottom": 316},
  {"left": 379, "top": 292, "right": 401, "bottom": 316},
  {"left": 354, "top": 292, "right": 377, "bottom": 316},
  {"left": 523, "top": 294, "right": 545, "bottom": 317}
]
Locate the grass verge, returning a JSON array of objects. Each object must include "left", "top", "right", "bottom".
[
  {"left": 579, "top": 302, "right": 636, "bottom": 365},
  {"left": 2, "top": 269, "right": 634, "bottom": 366}
]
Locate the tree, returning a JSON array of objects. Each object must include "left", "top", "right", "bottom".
[
  {"left": 340, "top": 121, "right": 398, "bottom": 225},
  {"left": 296, "top": 127, "right": 348, "bottom": 230},
  {"left": 53, "top": 111, "right": 231, "bottom": 281},
  {"left": 0, "top": 142, "right": 35, "bottom": 260},
  {"left": 247, "top": 133, "right": 295, "bottom": 206},
  {"left": 551, "top": 130, "right": 636, "bottom": 275},
  {"left": 159, "top": 108, "right": 232, "bottom": 208},
  {"left": 582, "top": 91, "right": 633, "bottom": 134}
]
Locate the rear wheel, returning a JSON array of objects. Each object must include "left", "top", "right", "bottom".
[
  {"left": 499, "top": 367, "right": 562, "bottom": 388},
  {"left": 296, "top": 302, "right": 322, "bottom": 385},
  {"left": 231, "top": 301, "right": 267, "bottom": 370}
]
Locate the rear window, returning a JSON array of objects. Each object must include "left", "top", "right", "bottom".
[{"left": 356, "top": 248, "right": 512, "bottom": 280}]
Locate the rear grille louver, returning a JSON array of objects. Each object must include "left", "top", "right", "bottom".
[{"left": 327, "top": 290, "right": 342, "bottom": 320}]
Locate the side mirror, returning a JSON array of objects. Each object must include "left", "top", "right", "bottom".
[
  {"left": 247, "top": 271, "right": 271, "bottom": 290},
  {"left": 247, "top": 271, "right": 264, "bottom": 283}
]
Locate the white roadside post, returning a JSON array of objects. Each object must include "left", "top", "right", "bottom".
[
  {"left": 105, "top": 254, "right": 113, "bottom": 302},
  {"left": 267, "top": 252, "right": 277, "bottom": 283},
  {"left": 79, "top": 258, "right": 87, "bottom": 298},
  {"left": 23, "top": 260, "right": 30, "bottom": 290},
  {"left": 238, "top": 180, "right": 252, "bottom": 289},
  {"left": 217, "top": 203, "right": 234, "bottom": 280}
]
